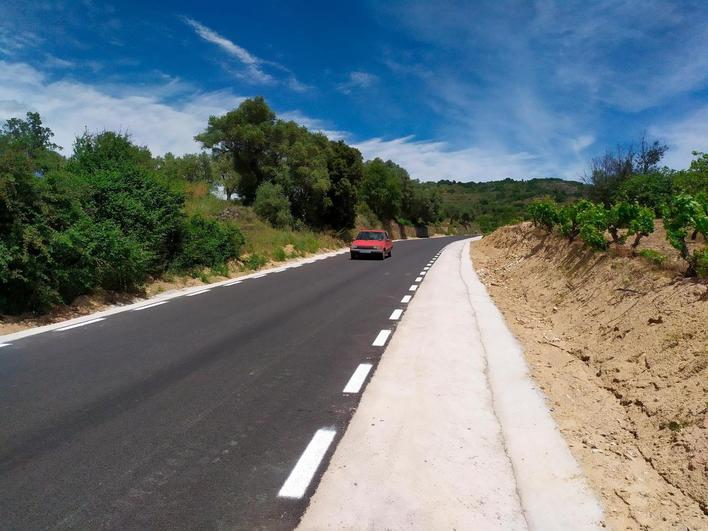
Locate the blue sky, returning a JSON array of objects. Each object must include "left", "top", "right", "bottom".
[{"left": 1, "top": 0, "right": 707, "bottom": 181}]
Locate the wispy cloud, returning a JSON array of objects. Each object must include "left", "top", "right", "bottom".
[
  {"left": 0, "top": 60, "right": 244, "bottom": 155},
  {"left": 183, "top": 16, "right": 310, "bottom": 92},
  {"left": 337, "top": 71, "right": 378, "bottom": 94},
  {"left": 183, "top": 17, "right": 273, "bottom": 84}
]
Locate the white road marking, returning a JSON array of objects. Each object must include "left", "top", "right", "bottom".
[
  {"left": 415, "top": 277, "right": 423, "bottom": 282},
  {"left": 0, "top": 343, "right": 10, "bottom": 348},
  {"left": 222, "top": 279, "right": 242, "bottom": 286},
  {"left": 342, "top": 363, "right": 373, "bottom": 393},
  {"left": 372, "top": 329, "right": 392, "bottom": 346},
  {"left": 278, "top": 428, "right": 337, "bottom": 499},
  {"left": 420, "top": 271, "right": 426, "bottom": 276},
  {"left": 401, "top": 295, "right": 412, "bottom": 303},
  {"left": 251, "top": 273, "right": 267, "bottom": 278},
  {"left": 55, "top": 318, "right": 105, "bottom": 331},
  {"left": 186, "top": 289, "right": 210, "bottom": 297},
  {"left": 409, "top": 284, "right": 418, "bottom": 292},
  {"left": 132, "top": 301, "right": 168, "bottom": 311},
  {"left": 389, "top": 309, "right": 403, "bottom": 320}
]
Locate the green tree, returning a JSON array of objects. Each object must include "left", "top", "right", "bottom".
[
  {"left": 195, "top": 96, "right": 275, "bottom": 203},
  {"left": 253, "top": 181, "right": 293, "bottom": 228},
  {"left": 361, "top": 158, "right": 404, "bottom": 223},
  {"left": 213, "top": 154, "right": 240, "bottom": 201}
]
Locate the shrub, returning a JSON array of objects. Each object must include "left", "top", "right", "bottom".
[
  {"left": 662, "top": 193, "right": 708, "bottom": 276},
  {"left": 253, "top": 181, "right": 293, "bottom": 228},
  {"left": 245, "top": 253, "right": 268, "bottom": 270},
  {"left": 638, "top": 249, "right": 667, "bottom": 267},
  {"left": 558, "top": 199, "right": 592, "bottom": 242},
  {"left": 527, "top": 199, "right": 559, "bottom": 232},
  {"left": 577, "top": 203, "right": 608, "bottom": 250},
  {"left": 174, "top": 215, "right": 244, "bottom": 270},
  {"left": 606, "top": 201, "right": 655, "bottom": 249}
]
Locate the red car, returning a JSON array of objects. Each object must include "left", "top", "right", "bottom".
[{"left": 350, "top": 229, "right": 393, "bottom": 260}]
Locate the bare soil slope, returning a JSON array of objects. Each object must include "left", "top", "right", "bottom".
[{"left": 471, "top": 223, "right": 707, "bottom": 530}]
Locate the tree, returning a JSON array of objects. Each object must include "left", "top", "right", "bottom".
[
  {"left": 253, "top": 181, "right": 293, "bottom": 228},
  {"left": 325, "top": 140, "right": 364, "bottom": 230},
  {"left": 360, "top": 158, "right": 403, "bottom": 223},
  {"left": 195, "top": 97, "right": 275, "bottom": 204},
  {"left": 213, "top": 154, "right": 240, "bottom": 201}
]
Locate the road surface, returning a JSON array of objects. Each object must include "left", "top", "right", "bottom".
[{"left": 0, "top": 237, "right": 458, "bottom": 529}]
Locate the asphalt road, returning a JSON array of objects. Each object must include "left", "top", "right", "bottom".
[{"left": 0, "top": 236, "right": 460, "bottom": 530}]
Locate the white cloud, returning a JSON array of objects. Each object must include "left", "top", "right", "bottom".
[
  {"left": 352, "top": 135, "right": 578, "bottom": 182},
  {"left": 183, "top": 17, "right": 273, "bottom": 84},
  {"left": 650, "top": 105, "right": 708, "bottom": 170},
  {"left": 0, "top": 61, "right": 244, "bottom": 155},
  {"left": 338, "top": 71, "right": 378, "bottom": 94},
  {"left": 279, "top": 110, "right": 347, "bottom": 140}
]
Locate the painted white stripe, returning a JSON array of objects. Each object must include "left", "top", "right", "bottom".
[
  {"left": 251, "top": 273, "right": 267, "bottom": 278},
  {"left": 55, "top": 318, "right": 105, "bottom": 331},
  {"left": 186, "top": 289, "right": 210, "bottom": 297},
  {"left": 424, "top": 267, "right": 430, "bottom": 270},
  {"left": 222, "top": 279, "right": 242, "bottom": 286},
  {"left": 278, "top": 428, "right": 337, "bottom": 499},
  {"left": 132, "top": 301, "right": 168, "bottom": 311},
  {"left": 342, "top": 363, "right": 373, "bottom": 393},
  {"left": 420, "top": 271, "right": 426, "bottom": 276},
  {"left": 409, "top": 284, "right": 418, "bottom": 292},
  {"left": 372, "top": 329, "right": 392, "bottom": 346},
  {"left": 0, "top": 343, "right": 11, "bottom": 348},
  {"left": 415, "top": 276, "right": 423, "bottom": 282},
  {"left": 401, "top": 295, "right": 412, "bottom": 303},
  {"left": 389, "top": 309, "right": 403, "bottom": 320}
]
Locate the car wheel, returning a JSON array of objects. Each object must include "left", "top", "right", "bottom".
[{"left": 350, "top": 252, "right": 356, "bottom": 260}]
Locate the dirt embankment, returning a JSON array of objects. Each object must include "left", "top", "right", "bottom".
[{"left": 471, "top": 223, "right": 707, "bottom": 530}]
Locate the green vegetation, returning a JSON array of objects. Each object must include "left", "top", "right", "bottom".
[
  {"left": 638, "top": 249, "right": 667, "bottom": 267},
  {"left": 527, "top": 191, "right": 707, "bottom": 276},
  {"left": 437, "top": 178, "right": 589, "bottom": 234},
  {"left": 3, "top": 97, "right": 705, "bottom": 315}
]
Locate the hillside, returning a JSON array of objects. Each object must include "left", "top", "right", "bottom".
[
  {"left": 471, "top": 223, "right": 707, "bottom": 529},
  {"left": 430, "top": 178, "right": 590, "bottom": 233}
]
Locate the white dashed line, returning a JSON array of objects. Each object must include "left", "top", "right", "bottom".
[
  {"left": 342, "top": 363, "right": 373, "bottom": 393},
  {"left": 415, "top": 276, "right": 423, "bottom": 282},
  {"left": 186, "top": 289, "right": 210, "bottom": 297},
  {"left": 401, "top": 295, "right": 412, "bottom": 303},
  {"left": 389, "top": 309, "right": 403, "bottom": 320},
  {"left": 132, "top": 301, "right": 168, "bottom": 311},
  {"left": 409, "top": 284, "right": 418, "bottom": 292},
  {"left": 55, "top": 318, "right": 105, "bottom": 332},
  {"left": 278, "top": 428, "right": 337, "bottom": 499},
  {"left": 222, "top": 279, "right": 242, "bottom": 286},
  {"left": 420, "top": 271, "right": 426, "bottom": 276},
  {"left": 424, "top": 266, "right": 430, "bottom": 270},
  {"left": 0, "top": 343, "right": 11, "bottom": 348},
  {"left": 372, "top": 329, "right": 392, "bottom": 346}
]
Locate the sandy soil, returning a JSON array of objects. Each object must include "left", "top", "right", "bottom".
[{"left": 471, "top": 223, "right": 707, "bottom": 530}]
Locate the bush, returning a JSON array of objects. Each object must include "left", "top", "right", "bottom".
[
  {"left": 662, "top": 193, "right": 708, "bottom": 276},
  {"left": 638, "top": 249, "right": 667, "bottom": 267},
  {"left": 606, "top": 201, "right": 654, "bottom": 249},
  {"left": 174, "top": 215, "right": 244, "bottom": 270},
  {"left": 527, "top": 199, "right": 559, "bottom": 231},
  {"left": 253, "top": 182, "right": 293, "bottom": 228},
  {"left": 577, "top": 203, "right": 608, "bottom": 250},
  {"left": 245, "top": 253, "right": 268, "bottom": 270},
  {"left": 558, "top": 199, "right": 592, "bottom": 242}
]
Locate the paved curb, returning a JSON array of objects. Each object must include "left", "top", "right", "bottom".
[{"left": 297, "top": 238, "right": 604, "bottom": 530}]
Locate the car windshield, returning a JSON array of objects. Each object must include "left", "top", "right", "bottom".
[{"left": 356, "top": 231, "right": 385, "bottom": 241}]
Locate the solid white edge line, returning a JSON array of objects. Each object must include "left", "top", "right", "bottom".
[
  {"left": 186, "top": 289, "right": 210, "bottom": 297},
  {"left": 409, "top": 284, "right": 418, "bottom": 292},
  {"left": 0, "top": 343, "right": 10, "bottom": 348},
  {"left": 251, "top": 273, "right": 267, "bottom": 278},
  {"left": 372, "top": 329, "right": 392, "bottom": 346},
  {"left": 222, "top": 280, "right": 242, "bottom": 286},
  {"left": 389, "top": 309, "right": 403, "bottom": 320},
  {"left": 342, "top": 363, "right": 373, "bottom": 393},
  {"left": 401, "top": 295, "right": 412, "bottom": 303},
  {"left": 55, "top": 318, "right": 105, "bottom": 332},
  {"left": 132, "top": 301, "right": 168, "bottom": 311},
  {"left": 278, "top": 428, "right": 337, "bottom": 499},
  {"left": 415, "top": 276, "right": 423, "bottom": 282}
]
